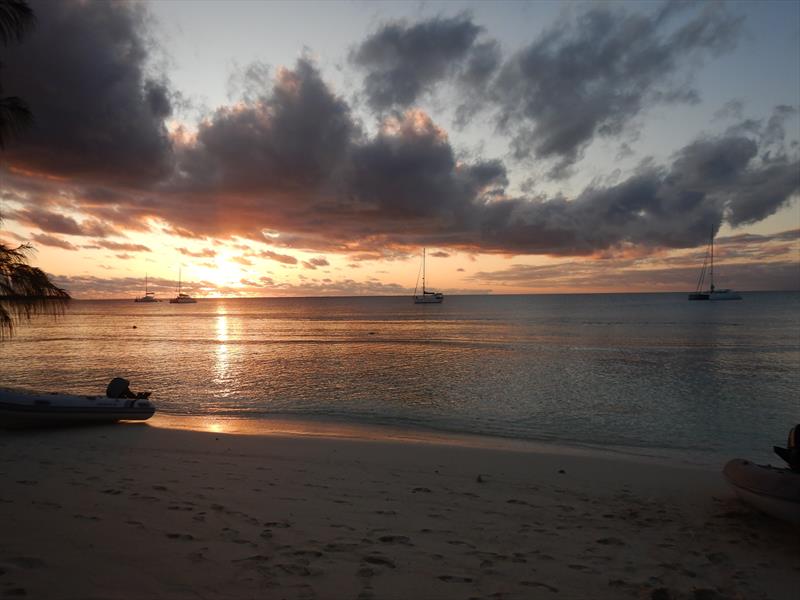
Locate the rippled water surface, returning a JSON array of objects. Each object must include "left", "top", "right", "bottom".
[{"left": 2, "top": 293, "right": 798, "bottom": 464}]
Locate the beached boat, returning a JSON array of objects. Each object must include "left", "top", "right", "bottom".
[
  {"left": 169, "top": 268, "right": 197, "bottom": 304},
  {"left": 723, "top": 458, "right": 800, "bottom": 525},
  {"left": 413, "top": 248, "right": 443, "bottom": 304},
  {"left": 688, "top": 228, "right": 741, "bottom": 301},
  {"left": 134, "top": 274, "right": 160, "bottom": 303},
  {"left": 0, "top": 388, "right": 156, "bottom": 428}
]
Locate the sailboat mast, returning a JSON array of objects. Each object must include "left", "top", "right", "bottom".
[
  {"left": 145, "top": 274, "right": 148, "bottom": 294},
  {"left": 422, "top": 248, "right": 426, "bottom": 293},
  {"left": 710, "top": 227, "right": 715, "bottom": 292}
]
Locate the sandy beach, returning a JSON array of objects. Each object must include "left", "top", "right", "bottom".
[{"left": 1, "top": 417, "right": 798, "bottom": 600}]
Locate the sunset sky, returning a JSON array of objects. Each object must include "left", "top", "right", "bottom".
[{"left": 0, "top": 0, "right": 798, "bottom": 298}]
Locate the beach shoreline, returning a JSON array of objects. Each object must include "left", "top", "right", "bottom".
[{"left": 1, "top": 419, "right": 798, "bottom": 599}]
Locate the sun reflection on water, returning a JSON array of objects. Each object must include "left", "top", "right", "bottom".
[{"left": 214, "top": 307, "right": 229, "bottom": 388}]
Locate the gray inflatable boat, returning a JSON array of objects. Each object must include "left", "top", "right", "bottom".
[{"left": 723, "top": 458, "right": 800, "bottom": 525}]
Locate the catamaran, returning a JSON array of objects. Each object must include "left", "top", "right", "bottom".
[
  {"left": 134, "top": 274, "right": 159, "bottom": 302},
  {"left": 169, "top": 268, "right": 197, "bottom": 304},
  {"left": 688, "top": 228, "right": 742, "bottom": 301},
  {"left": 413, "top": 248, "right": 443, "bottom": 304}
]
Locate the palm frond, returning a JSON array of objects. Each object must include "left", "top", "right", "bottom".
[
  {"left": 1, "top": 242, "right": 71, "bottom": 339},
  {"left": 0, "top": 0, "right": 35, "bottom": 47}
]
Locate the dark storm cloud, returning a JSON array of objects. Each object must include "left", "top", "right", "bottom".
[
  {"left": 469, "top": 124, "right": 798, "bottom": 255},
  {"left": 175, "top": 59, "right": 354, "bottom": 196},
  {"left": 348, "top": 112, "right": 507, "bottom": 225},
  {"left": 2, "top": 0, "right": 173, "bottom": 184},
  {"left": 491, "top": 2, "right": 743, "bottom": 176},
  {"left": 350, "top": 15, "right": 497, "bottom": 111}
]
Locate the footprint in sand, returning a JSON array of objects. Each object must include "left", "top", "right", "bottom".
[
  {"left": 31, "top": 500, "right": 62, "bottom": 510},
  {"left": 596, "top": 537, "right": 625, "bottom": 546},
  {"left": 520, "top": 581, "right": 559, "bottom": 593},
  {"left": 362, "top": 555, "right": 395, "bottom": 569},
  {"left": 166, "top": 533, "right": 195, "bottom": 541},
  {"left": 378, "top": 535, "right": 411, "bottom": 545},
  {"left": 263, "top": 521, "right": 291, "bottom": 529},
  {"left": 438, "top": 575, "right": 473, "bottom": 583}
]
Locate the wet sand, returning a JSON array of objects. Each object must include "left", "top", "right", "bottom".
[{"left": 1, "top": 418, "right": 798, "bottom": 599}]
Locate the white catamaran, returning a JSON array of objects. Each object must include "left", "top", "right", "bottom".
[
  {"left": 688, "top": 228, "right": 742, "bottom": 301},
  {"left": 413, "top": 248, "right": 443, "bottom": 304},
  {"left": 169, "top": 268, "right": 197, "bottom": 304},
  {"left": 134, "top": 274, "right": 159, "bottom": 302}
]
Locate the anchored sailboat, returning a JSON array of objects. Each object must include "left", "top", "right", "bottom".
[
  {"left": 413, "top": 248, "right": 443, "bottom": 304},
  {"left": 134, "top": 274, "right": 159, "bottom": 303},
  {"left": 169, "top": 268, "right": 197, "bottom": 304},
  {"left": 688, "top": 228, "right": 741, "bottom": 301}
]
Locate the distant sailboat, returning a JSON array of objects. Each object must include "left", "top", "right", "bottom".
[
  {"left": 134, "top": 274, "right": 159, "bottom": 303},
  {"left": 169, "top": 268, "right": 197, "bottom": 304},
  {"left": 688, "top": 228, "right": 742, "bottom": 301},
  {"left": 413, "top": 248, "right": 443, "bottom": 304}
]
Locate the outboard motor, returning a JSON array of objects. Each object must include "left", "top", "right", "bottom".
[{"left": 774, "top": 424, "right": 800, "bottom": 472}]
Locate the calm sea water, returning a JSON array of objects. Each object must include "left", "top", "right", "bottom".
[{"left": 1, "top": 293, "right": 798, "bottom": 465}]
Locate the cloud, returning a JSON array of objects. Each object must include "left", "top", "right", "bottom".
[
  {"left": 469, "top": 227, "right": 800, "bottom": 291},
  {"left": 93, "top": 240, "right": 151, "bottom": 253},
  {"left": 2, "top": 0, "right": 174, "bottom": 185},
  {"left": 231, "top": 256, "right": 253, "bottom": 266},
  {"left": 174, "top": 58, "right": 354, "bottom": 197},
  {"left": 302, "top": 257, "right": 329, "bottom": 269},
  {"left": 7, "top": 207, "right": 115, "bottom": 237},
  {"left": 471, "top": 259, "right": 799, "bottom": 292},
  {"left": 2, "top": 17, "right": 795, "bottom": 262},
  {"left": 257, "top": 249, "right": 298, "bottom": 265},
  {"left": 178, "top": 247, "right": 216, "bottom": 258},
  {"left": 350, "top": 15, "right": 497, "bottom": 112},
  {"left": 30, "top": 233, "right": 78, "bottom": 250},
  {"left": 491, "top": 2, "right": 743, "bottom": 176}
]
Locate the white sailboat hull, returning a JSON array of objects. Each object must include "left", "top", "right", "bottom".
[
  {"left": 709, "top": 289, "right": 742, "bottom": 300},
  {"left": 414, "top": 294, "right": 443, "bottom": 304}
]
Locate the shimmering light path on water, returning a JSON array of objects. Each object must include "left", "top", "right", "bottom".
[{"left": 2, "top": 293, "right": 798, "bottom": 465}]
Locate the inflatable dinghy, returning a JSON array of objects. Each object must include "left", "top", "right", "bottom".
[
  {"left": 723, "top": 458, "right": 800, "bottom": 525},
  {"left": 0, "top": 388, "right": 156, "bottom": 428}
]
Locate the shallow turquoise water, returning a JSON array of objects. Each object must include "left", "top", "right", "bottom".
[{"left": 2, "top": 292, "right": 798, "bottom": 465}]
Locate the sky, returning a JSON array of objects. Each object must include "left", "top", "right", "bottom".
[{"left": 0, "top": 0, "right": 798, "bottom": 299}]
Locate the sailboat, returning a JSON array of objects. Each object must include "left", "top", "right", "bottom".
[
  {"left": 169, "top": 268, "right": 197, "bottom": 304},
  {"left": 413, "top": 248, "right": 443, "bottom": 304},
  {"left": 688, "top": 228, "right": 742, "bottom": 301},
  {"left": 134, "top": 274, "right": 159, "bottom": 303}
]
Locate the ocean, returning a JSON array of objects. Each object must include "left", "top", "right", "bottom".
[{"left": 1, "top": 292, "right": 798, "bottom": 465}]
